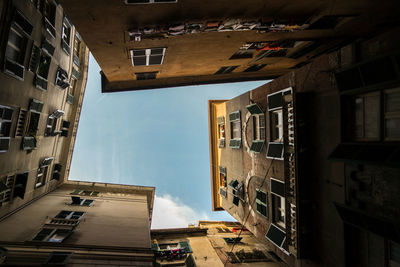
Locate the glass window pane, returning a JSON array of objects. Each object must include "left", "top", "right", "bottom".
[
  {"left": 364, "top": 94, "right": 380, "bottom": 139},
  {"left": 149, "top": 55, "right": 163, "bottom": 65},
  {"left": 386, "top": 90, "right": 400, "bottom": 112},
  {"left": 385, "top": 118, "right": 400, "bottom": 139},
  {"left": 354, "top": 97, "right": 364, "bottom": 139},
  {"left": 133, "top": 56, "right": 146, "bottom": 66},
  {"left": 132, "top": 50, "right": 146, "bottom": 56}
]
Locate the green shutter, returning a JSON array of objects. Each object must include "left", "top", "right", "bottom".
[
  {"left": 179, "top": 241, "right": 192, "bottom": 253},
  {"left": 29, "top": 45, "right": 41, "bottom": 72},
  {"left": 229, "top": 110, "right": 240, "bottom": 121},
  {"left": 70, "top": 189, "right": 82, "bottom": 195},
  {"left": 246, "top": 103, "right": 263, "bottom": 115},
  {"left": 29, "top": 99, "right": 44, "bottom": 112},
  {"left": 229, "top": 139, "right": 241, "bottom": 149},
  {"left": 42, "top": 39, "right": 55, "bottom": 57},
  {"left": 250, "top": 140, "right": 264, "bottom": 153},
  {"left": 185, "top": 254, "right": 197, "bottom": 267}
]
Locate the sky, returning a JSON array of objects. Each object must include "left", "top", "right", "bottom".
[{"left": 69, "top": 54, "right": 268, "bottom": 229}]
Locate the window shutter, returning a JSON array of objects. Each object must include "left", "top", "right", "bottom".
[
  {"left": 52, "top": 172, "right": 60, "bottom": 180},
  {"left": 246, "top": 103, "right": 263, "bottom": 115},
  {"left": 70, "top": 189, "right": 82, "bottom": 195},
  {"left": 44, "top": 17, "right": 56, "bottom": 39},
  {"left": 50, "top": 109, "right": 65, "bottom": 119},
  {"left": 4, "top": 58, "right": 24, "bottom": 80},
  {"left": 218, "top": 166, "right": 226, "bottom": 175},
  {"left": 54, "top": 164, "right": 62, "bottom": 172},
  {"left": 72, "top": 68, "right": 80, "bottom": 79},
  {"left": 61, "top": 130, "right": 68, "bottom": 137},
  {"left": 266, "top": 142, "right": 284, "bottom": 159},
  {"left": 250, "top": 140, "right": 264, "bottom": 153},
  {"left": 66, "top": 94, "right": 74, "bottom": 104},
  {"left": 229, "top": 111, "right": 240, "bottom": 121},
  {"left": 270, "top": 179, "right": 285, "bottom": 197},
  {"left": 14, "top": 10, "right": 33, "bottom": 37},
  {"left": 42, "top": 38, "right": 55, "bottom": 57},
  {"left": 41, "top": 157, "right": 54, "bottom": 166},
  {"left": 22, "top": 136, "right": 36, "bottom": 150},
  {"left": 185, "top": 254, "right": 196, "bottom": 267},
  {"left": 219, "top": 188, "right": 227, "bottom": 198},
  {"left": 73, "top": 54, "right": 80, "bottom": 66},
  {"left": 268, "top": 92, "right": 283, "bottom": 111},
  {"left": 29, "top": 99, "right": 44, "bottom": 112},
  {"left": 62, "top": 40, "right": 70, "bottom": 55},
  {"left": 217, "top": 116, "right": 225, "bottom": 124},
  {"left": 229, "top": 139, "right": 241, "bottom": 149},
  {"left": 179, "top": 241, "right": 192, "bottom": 253},
  {"left": 45, "top": 252, "right": 72, "bottom": 265},
  {"left": 218, "top": 138, "right": 225, "bottom": 148},
  {"left": 265, "top": 224, "right": 286, "bottom": 248},
  {"left": 29, "top": 45, "right": 41, "bottom": 72},
  {"left": 35, "top": 75, "right": 48, "bottom": 90}
]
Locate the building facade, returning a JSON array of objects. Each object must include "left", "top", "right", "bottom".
[
  {"left": 0, "top": 0, "right": 89, "bottom": 218},
  {"left": 0, "top": 181, "right": 155, "bottom": 265},
  {"left": 55, "top": 0, "right": 393, "bottom": 93},
  {"left": 151, "top": 221, "right": 282, "bottom": 267},
  {"left": 209, "top": 25, "right": 400, "bottom": 266}
]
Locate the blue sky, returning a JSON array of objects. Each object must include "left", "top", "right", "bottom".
[{"left": 70, "top": 54, "right": 268, "bottom": 228}]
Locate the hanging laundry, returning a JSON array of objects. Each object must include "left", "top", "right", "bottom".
[
  {"left": 204, "top": 21, "right": 221, "bottom": 32},
  {"left": 143, "top": 27, "right": 156, "bottom": 35},
  {"left": 218, "top": 19, "right": 241, "bottom": 32},
  {"left": 168, "top": 24, "right": 185, "bottom": 36},
  {"left": 233, "top": 21, "right": 259, "bottom": 31},
  {"left": 256, "top": 44, "right": 281, "bottom": 52},
  {"left": 186, "top": 23, "right": 202, "bottom": 34}
]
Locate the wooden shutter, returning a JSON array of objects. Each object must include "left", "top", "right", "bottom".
[
  {"left": 29, "top": 45, "right": 41, "bottom": 72},
  {"left": 42, "top": 38, "right": 55, "bottom": 57},
  {"left": 246, "top": 103, "right": 263, "bottom": 115},
  {"left": 265, "top": 223, "right": 286, "bottom": 248}
]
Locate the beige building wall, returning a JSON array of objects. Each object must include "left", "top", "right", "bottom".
[
  {"left": 0, "top": 0, "right": 89, "bottom": 219},
  {"left": 0, "top": 182, "right": 155, "bottom": 265}
]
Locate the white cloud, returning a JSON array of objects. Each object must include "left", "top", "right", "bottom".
[{"left": 151, "top": 194, "right": 209, "bottom": 229}]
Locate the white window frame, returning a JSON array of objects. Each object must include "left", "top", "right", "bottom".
[
  {"left": 270, "top": 109, "right": 283, "bottom": 143},
  {"left": 0, "top": 105, "right": 14, "bottom": 152},
  {"left": 270, "top": 178, "right": 285, "bottom": 228},
  {"left": 130, "top": 48, "right": 166, "bottom": 67}
]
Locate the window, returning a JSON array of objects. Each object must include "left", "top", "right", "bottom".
[
  {"left": 244, "top": 64, "right": 266, "bottom": 72},
  {"left": 270, "top": 109, "right": 283, "bottom": 142},
  {"left": 125, "top": 0, "right": 177, "bottom": 4},
  {"left": 0, "top": 105, "right": 14, "bottom": 152},
  {"left": 35, "top": 166, "right": 48, "bottom": 188},
  {"left": 55, "top": 67, "right": 70, "bottom": 89},
  {"left": 73, "top": 33, "right": 81, "bottom": 66},
  {"left": 25, "top": 99, "right": 43, "bottom": 138},
  {"left": 230, "top": 43, "right": 255, "bottom": 60},
  {"left": 60, "top": 120, "right": 70, "bottom": 137},
  {"left": 0, "top": 175, "right": 13, "bottom": 205},
  {"left": 389, "top": 241, "right": 400, "bottom": 267},
  {"left": 67, "top": 79, "right": 76, "bottom": 104},
  {"left": 70, "top": 196, "right": 94, "bottom": 206},
  {"left": 265, "top": 223, "right": 286, "bottom": 248},
  {"left": 13, "top": 172, "right": 28, "bottom": 199},
  {"left": 33, "top": 228, "right": 72, "bottom": 243},
  {"left": 61, "top": 17, "right": 72, "bottom": 55},
  {"left": 35, "top": 157, "right": 53, "bottom": 187},
  {"left": 45, "top": 110, "right": 64, "bottom": 136},
  {"left": 215, "top": 66, "right": 238, "bottom": 74},
  {"left": 72, "top": 67, "right": 80, "bottom": 80},
  {"left": 271, "top": 178, "right": 285, "bottom": 228},
  {"left": 70, "top": 189, "right": 99, "bottom": 196},
  {"left": 219, "top": 166, "right": 227, "bottom": 188},
  {"left": 136, "top": 72, "right": 158, "bottom": 80},
  {"left": 45, "top": 252, "right": 72, "bottom": 265},
  {"left": 255, "top": 189, "right": 268, "bottom": 218},
  {"left": 247, "top": 103, "right": 265, "bottom": 153},
  {"left": 52, "top": 163, "right": 62, "bottom": 180},
  {"left": 348, "top": 88, "right": 400, "bottom": 141},
  {"left": 40, "top": 0, "right": 57, "bottom": 39},
  {"left": 4, "top": 11, "right": 32, "bottom": 80},
  {"left": 229, "top": 111, "right": 241, "bottom": 149},
  {"left": 55, "top": 210, "right": 85, "bottom": 220},
  {"left": 35, "top": 54, "right": 51, "bottom": 90},
  {"left": 130, "top": 48, "right": 166, "bottom": 66},
  {"left": 228, "top": 179, "right": 244, "bottom": 205},
  {"left": 42, "top": 38, "right": 55, "bottom": 57},
  {"left": 217, "top": 116, "right": 225, "bottom": 148}
]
